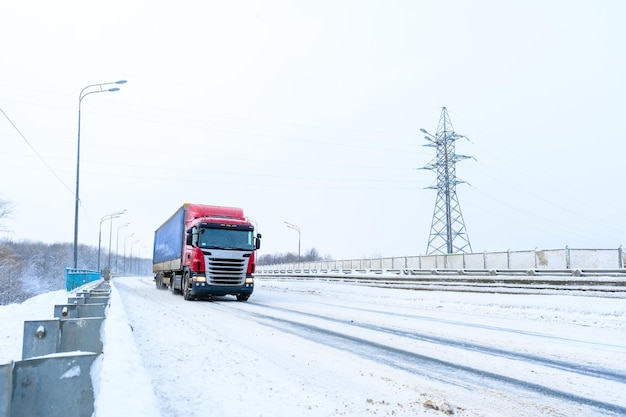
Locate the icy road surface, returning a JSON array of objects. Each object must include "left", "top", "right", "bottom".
[{"left": 112, "top": 275, "right": 626, "bottom": 417}]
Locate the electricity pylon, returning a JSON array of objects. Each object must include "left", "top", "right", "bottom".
[{"left": 420, "top": 107, "right": 473, "bottom": 255}]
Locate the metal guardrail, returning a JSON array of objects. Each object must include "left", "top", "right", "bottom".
[
  {"left": 257, "top": 268, "right": 626, "bottom": 295},
  {"left": 65, "top": 268, "right": 101, "bottom": 291},
  {"left": 1, "top": 281, "right": 110, "bottom": 417},
  {"left": 258, "top": 267, "right": 626, "bottom": 277}
]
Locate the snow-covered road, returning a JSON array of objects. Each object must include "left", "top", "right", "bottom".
[{"left": 112, "top": 275, "right": 626, "bottom": 417}]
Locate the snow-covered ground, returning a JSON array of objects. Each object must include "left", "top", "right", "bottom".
[{"left": 1, "top": 276, "right": 625, "bottom": 417}]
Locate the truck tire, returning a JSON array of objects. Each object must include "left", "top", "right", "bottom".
[
  {"left": 171, "top": 275, "right": 179, "bottom": 294},
  {"left": 236, "top": 294, "right": 250, "bottom": 301},
  {"left": 182, "top": 272, "right": 192, "bottom": 301}
]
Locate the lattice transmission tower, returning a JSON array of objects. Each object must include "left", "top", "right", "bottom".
[{"left": 420, "top": 107, "right": 473, "bottom": 255}]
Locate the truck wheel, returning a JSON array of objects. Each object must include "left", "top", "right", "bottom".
[
  {"left": 183, "top": 273, "right": 192, "bottom": 301},
  {"left": 236, "top": 294, "right": 250, "bottom": 301},
  {"left": 170, "top": 276, "right": 178, "bottom": 294}
]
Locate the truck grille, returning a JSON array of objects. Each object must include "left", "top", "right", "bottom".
[{"left": 206, "top": 257, "right": 246, "bottom": 285}]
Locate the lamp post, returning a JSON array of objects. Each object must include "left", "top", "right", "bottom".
[
  {"left": 129, "top": 239, "right": 140, "bottom": 276},
  {"left": 137, "top": 245, "right": 147, "bottom": 275},
  {"left": 73, "top": 80, "right": 127, "bottom": 269},
  {"left": 107, "top": 212, "right": 127, "bottom": 270},
  {"left": 98, "top": 210, "right": 126, "bottom": 272},
  {"left": 123, "top": 233, "right": 135, "bottom": 274},
  {"left": 284, "top": 221, "right": 301, "bottom": 263},
  {"left": 115, "top": 222, "right": 130, "bottom": 272}
]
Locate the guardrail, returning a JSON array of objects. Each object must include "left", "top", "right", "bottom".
[
  {"left": 257, "top": 267, "right": 626, "bottom": 277},
  {"left": 1, "top": 281, "right": 110, "bottom": 417},
  {"left": 65, "top": 268, "right": 101, "bottom": 291},
  {"left": 256, "top": 268, "right": 626, "bottom": 295}
]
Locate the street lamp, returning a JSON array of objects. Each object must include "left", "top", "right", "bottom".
[
  {"left": 115, "top": 222, "right": 130, "bottom": 272},
  {"left": 284, "top": 221, "right": 301, "bottom": 263},
  {"left": 123, "top": 233, "right": 135, "bottom": 274},
  {"left": 98, "top": 210, "right": 126, "bottom": 272},
  {"left": 107, "top": 212, "right": 127, "bottom": 270},
  {"left": 73, "top": 80, "right": 127, "bottom": 269},
  {"left": 129, "top": 239, "right": 140, "bottom": 276},
  {"left": 137, "top": 245, "right": 147, "bottom": 275}
]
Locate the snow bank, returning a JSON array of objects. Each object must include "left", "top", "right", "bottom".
[{"left": 92, "top": 280, "right": 160, "bottom": 417}]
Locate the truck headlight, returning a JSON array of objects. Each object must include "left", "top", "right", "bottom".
[{"left": 245, "top": 277, "right": 254, "bottom": 284}]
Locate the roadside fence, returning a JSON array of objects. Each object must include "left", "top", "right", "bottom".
[
  {"left": 65, "top": 268, "right": 101, "bottom": 291},
  {"left": 258, "top": 246, "right": 625, "bottom": 275}
]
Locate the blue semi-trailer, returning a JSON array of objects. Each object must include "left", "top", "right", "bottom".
[{"left": 153, "top": 203, "right": 261, "bottom": 301}]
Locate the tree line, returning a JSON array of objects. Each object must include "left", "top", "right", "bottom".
[
  {"left": 0, "top": 240, "right": 152, "bottom": 305},
  {"left": 257, "top": 247, "right": 328, "bottom": 265}
]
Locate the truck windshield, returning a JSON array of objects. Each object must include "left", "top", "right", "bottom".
[{"left": 198, "top": 227, "right": 254, "bottom": 251}]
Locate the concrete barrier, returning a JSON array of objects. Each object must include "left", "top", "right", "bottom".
[{"left": 260, "top": 246, "right": 625, "bottom": 273}]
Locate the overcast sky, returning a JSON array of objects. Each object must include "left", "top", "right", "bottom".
[{"left": 2, "top": 0, "right": 625, "bottom": 261}]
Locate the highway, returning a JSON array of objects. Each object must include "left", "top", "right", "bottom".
[{"left": 113, "top": 275, "right": 626, "bottom": 417}]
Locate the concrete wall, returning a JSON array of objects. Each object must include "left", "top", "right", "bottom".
[{"left": 262, "top": 247, "right": 624, "bottom": 272}]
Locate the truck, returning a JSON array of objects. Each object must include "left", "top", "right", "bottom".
[{"left": 152, "top": 203, "right": 261, "bottom": 301}]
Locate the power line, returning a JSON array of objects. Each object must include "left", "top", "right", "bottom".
[{"left": 1, "top": 106, "right": 74, "bottom": 196}]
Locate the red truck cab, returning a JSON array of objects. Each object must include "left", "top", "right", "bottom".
[{"left": 153, "top": 204, "right": 261, "bottom": 301}]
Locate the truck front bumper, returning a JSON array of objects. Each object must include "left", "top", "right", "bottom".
[{"left": 189, "top": 282, "right": 254, "bottom": 299}]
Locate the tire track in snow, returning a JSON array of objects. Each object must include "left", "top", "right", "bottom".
[
  {"left": 248, "top": 301, "right": 626, "bottom": 383},
  {"left": 212, "top": 300, "right": 626, "bottom": 417}
]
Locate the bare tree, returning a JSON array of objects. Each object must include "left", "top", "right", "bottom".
[
  {"left": 0, "top": 242, "right": 22, "bottom": 304},
  {"left": 0, "top": 198, "right": 14, "bottom": 233},
  {"left": 257, "top": 248, "right": 328, "bottom": 265}
]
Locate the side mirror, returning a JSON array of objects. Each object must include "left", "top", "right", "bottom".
[{"left": 255, "top": 233, "right": 262, "bottom": 250}]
